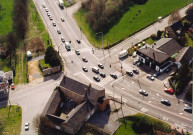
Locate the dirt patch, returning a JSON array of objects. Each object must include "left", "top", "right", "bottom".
[
  {"left": 26, "top": 37, "right": 45, "bottom": 53},
  {"left": 28, "top": 60, "right": 43, "bottom": 82}
]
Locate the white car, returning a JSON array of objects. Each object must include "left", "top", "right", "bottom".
[
  {"left": 139, "top": 89, "right": 148, "bottom": 96},
  {"left": 61, "top": 17, "right": 65, "bottom": 22},
  {"left": 42, "top": 4, "right": 46, "bottom": 8},
  {"left": 146, "top": 74, "right": 154, "bottom": 81},
  {"left": 45, "top": 8, "right": 48, "bottom": 12},
  {"left": 25, "top": 122, "right": 29, "bottom": 131}
]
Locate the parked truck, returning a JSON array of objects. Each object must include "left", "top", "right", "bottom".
[{"left": 58, "top": 0, "right": 64, "bottom": 7}]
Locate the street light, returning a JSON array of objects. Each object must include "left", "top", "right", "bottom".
[{"left": 96, "top": 32, "right": 105, "bottom": 59}]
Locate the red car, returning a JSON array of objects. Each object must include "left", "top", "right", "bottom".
[
  {"left": 164, "top": 88, "right": 174, "bottom": 94},
  {"left": 11, "top": 83, "right": 15, "bottom": 90}
]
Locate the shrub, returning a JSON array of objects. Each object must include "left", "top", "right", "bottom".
[
  {"left": 157, "top": 30, "right": 162, "bottom": 40},
  {"left": 128, "top": 47, "right": 134, "bottom": 56},
  {"left": 45, "top": 46, "right": 61, "bottom": 67},
  {"left": 150, "top": 34, "right": 157, "bottom": 40}
]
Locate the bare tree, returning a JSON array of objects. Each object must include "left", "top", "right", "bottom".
[{"left": 168, "top": 10, "right": 181, "bottom": 25}]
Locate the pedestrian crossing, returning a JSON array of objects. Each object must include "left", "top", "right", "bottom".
[
  {"left": 61, "top": 47, "right": 91, "bottom": 57},
  {"left": 97, "top": 71, "right": 122, "bottom": 87}
]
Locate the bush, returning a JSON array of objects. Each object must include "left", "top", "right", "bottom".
[
  {"left": 128, "top": 47, "right": 134, "bottom": 56},
  {"left": 45, "top": 46, "right": 61, "bottom": 67},
  {"left": 150, "top": 34, "right": 157, "bottom": 40},
  {"left": 157, "top": 30, "right": 162, "bottom": 40}
]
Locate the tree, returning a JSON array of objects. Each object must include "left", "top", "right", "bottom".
[
  {"left": 45, "top": 46, "right": 61, "bottom": 67},
  {"left": 168, "top": 10, "right": 181, "bottom": 25},
  {"left": 157, "top": 30, "right": 162, "bottom": 40}
]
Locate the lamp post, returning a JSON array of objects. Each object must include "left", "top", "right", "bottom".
[{"left": 96, "top": 32, "right": 105, "bottom": 60}]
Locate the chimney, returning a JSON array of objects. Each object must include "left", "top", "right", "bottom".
[
  {"left": 146, "top": 45, "right": 147, "bottom": 50},
  {"left": 153, "top": 52, "right": 156, "bottom": 61}
]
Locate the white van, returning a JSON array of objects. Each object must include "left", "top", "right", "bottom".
[
  {"left": 92, "top": 67, "right": 99, "bottom": 73},
  {"left": 119, "top": 50, "right": 128, "bottom": 59}
]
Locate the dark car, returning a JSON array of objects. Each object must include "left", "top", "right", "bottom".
[
  {"left": 82, "top": 57, "right": 88, "bottom": 62},
  {"left": 93, "top": 76, "right": 100, "bottom": 82},
  {"left": 110, "top": 73, "right": 117, "bottom": 79},
  {"left": 77, "top": 40, "right": 81, "bottom": 44},
  {"left": 161, "top": 99, "right": 171, "bottom": 106},
  {"left": 99, "top": 72, "right": 106, "bottom": 78},
  {"left": 133, "top": 69, "right": 139, "bottom": 74},
  {"left": 82, "top": 67, "right": 88, "bottom": 72},
  {"left": 126, "top": 71, "right": 133, "bottom": 77},
  {"left": 98, "top": 63, "right": 104, "bottom": 69},
  {"left": 75, "top": 50, "right": 80, "bottom": 55},
  {"left": 184, "top": 107, "right": 192, "bottom": 113},
  {"left": 153, "top": 71, "right": 160, "bottom": 77},
  {"left": 133, "top": 60, "right": 139, "bottom": 65}
]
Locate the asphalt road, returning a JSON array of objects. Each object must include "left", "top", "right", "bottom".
[{"left": 10, "top": 0, "right": 192, "bottom": 134}]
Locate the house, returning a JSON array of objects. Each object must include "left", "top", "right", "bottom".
[
  {"left": 165, "top": 21, "right": 185, "bottom": 40},
  {"left": 0, "top": 71, "right": 9, "bottom": 105},
  {"left": 136, "top": 38, "right": 182, "bottom": 72},
  {"left": 175, "top": 46, "right": 193, "bottom": 68},
  {"left": 43, "top": 75, "right": 109, "bottom": 135}
]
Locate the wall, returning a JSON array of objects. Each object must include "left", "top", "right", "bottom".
[
  {"left": 97, "top": 99, "right": 110, "bottom": 112},
  {"left": 39, "top": 61, "right": 61, "bottom": 76},
  {"left": 60, "top": 86, "right": 84, "bottom": 104}
]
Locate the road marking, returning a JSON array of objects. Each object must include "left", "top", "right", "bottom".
[
  {"left": 132, "top": 81, "right": 134, "bottom": 84},
  {"left": 156, "top": 93, "right": 159, "bottom": 96},
  {"left": 122, "top": 88, "right": 125, "bottom": 89},
  {"left": 141, "top": 108, "right": 148, "bottom": 113},
  {"left": 179, "top": 113, "right": 183, "bottom": 115}
]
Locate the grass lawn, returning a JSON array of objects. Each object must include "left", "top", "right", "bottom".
[
  {"left": 0, "top": 57, "right": 11, "bottom": 72},
  {"left": 40, "top": 59, "right": 51, "bottom": 69},
  {"left": 74, "top": 0, "right": 192, "bottom": 48},
  {"left": 185, "top": 33, "right": 193, "bottom": 47},
  {"left": 63, "top": 0, "right": 75, "bottom": 7},
  {"left": 0, "top": 0, "right": 13, "bottom": 35},
  {"left": 27, "top": 0, "right": 50, "bottom": 48},
  {"left": 0, "top": 105, "right": 22, "bottom": 135},
  {"left": 116, "top": 120, "right": 136, "bottom": 135}
]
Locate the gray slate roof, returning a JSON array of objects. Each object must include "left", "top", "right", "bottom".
[{"left": 176, "top": 46, "right": 193, "bottom": 65}]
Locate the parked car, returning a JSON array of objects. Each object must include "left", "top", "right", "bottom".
[
  {"left": 82, "top": 57, "right": 88, "bottom": 62},
  {"left": 42, "top": 3, "right": 46, "bottom": 8},
  {"left": 52, "top": 22, "right": 56, "bottom": 26},
  {"left": 77, "top": 40, "right": 81, "bottom": 44},
  {"left": 11, "top": 83, "right": 15, "bottom": 90},
  {"left": 25, "top": 122, "right": 29, "bottom": 131},
  {"left": 153, "top": 71, "right": 160, "bottom": 77},
  {"left": 61, "top": 17, "right": 65, "bottom": 22},
  {"left": 137, "top": 62, "right": 143, "bottom": 67},
  {"left": 82, "top": 67, "right": 88, "bottom": 72},
  {"left": 126, "top": 71, "right": 133, "bottom": 77},
  {"left": 75, "top": 50, "right": 80, "bottom": 55},
  {"left": 146, "top": 74, "right": 154, "bottom": 81},
  {"left": 99, "top": 72, "right": 106, "bottom": 78},
  {"left": 184, "top": 107, "right": 192, "bottom": 113},
  {"left": 61, "top": 37, "right": 65, "bottom": 42},
  {"left": 139, "top": 89, "right": 148, "bottom": 96},
  {"left": 133, "top": 59, "right": 139, "bottom": 65},
  {"left": 93, "top": 76, "right": 100, "bottom": 82},
  {"left": 57, "top": 29, "right": 61, "bottom": 34},
  {"left": 164, "top": 88, "right": 174, "bottom": 94},
  {"left": 161, "top": 99, "right": 171, "bottom": 106},
  {"left": 133, "top": 69, "right": 139, "bottom": 74},
  {"left": 98, "top": 63, "right": 104, "bottom": 69},
  {"left": 45, "top": 8, "right": 49, "bottom": 12},
  {"left": 110, "top": 73, "right": 117, "bottom": 79}
]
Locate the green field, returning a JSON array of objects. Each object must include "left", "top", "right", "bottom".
[
  {"left": 40, "top": 59, "right": 51, "bottom": 68},
  {"left": 0, "top": 0, "right": 13, "bottom": 35},
  {"left": 0, "top": 105, "right": 22, "bottom": 135},
  {"left": 74, "top": 0, "right": 192, "bottom": 48},
  {"left": 0, "top": 57, "right": 11, "bottom": 72}
]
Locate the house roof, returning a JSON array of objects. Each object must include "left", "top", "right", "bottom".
[
  {"left": 156, "top": 38, "right": 182, "bottom": 56},
  {"left": 175, "top": 46, "right": 193, "bottom": 65},
  {"left": 60, "top": 75, "right": 104, "bottom": 105},
  {"left": 137, "top": 46, "right": 170, "bottom": 63},
  {"left": 165, "top": 21, "right": 184, "bottom": 38}
]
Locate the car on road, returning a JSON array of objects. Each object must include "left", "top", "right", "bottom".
[
  {"left": 153, "top": 71, "right": 160, "bottom": 77},
  {"left": 61, "top": 37, "right": 65, "bottom": 42},
  {"left": 47, "top": 12, "right": 51, "bottom": 16},
  {"left": 82, "top": 57, "right": 88, "bottom": 62},
  {"left": 93, "top": 76, "right": 100, "bottom": 82},
  {"left": 42, "top": 4, "right": 46, "bottom": 8},
  {"left": 139, "top": 89, "right": 148, "bottom": 96},
  {"left": 126, "top": 71, "right": 133, "bottom": 77},
  {"left": 98, "top": 63, "right": 104, "bottom": 69},
  {"left": 25, "top": 122, "right": 29, "bottom": 131},
  {"left": 77, "top": 40, "right": 81, "bottom": 44},
  {"left": 110, "top": 73, "right": 117, "bottom": 79},
  {"left": 49, "top": 16, "right": 53, "bottom": 20},
  {"left": 164, "top": 88, "right": 174, "bottom": 94},
  {"left": 45, "top": 8, "right": 48, "bottom": 12},
  {"left": 57, "top": 29, "right": 61, "bottom": 34},
  {"left": 161, "top": 99, "right": 171, "bottom": 106},
  {"left": 82, "top": 67, "right": 88, "bottom": 72},
  {"left": 61, "top": 17, "right": 65, "bottom": 22},
  {"left": 146, "top": 74, "right": 154, "bottom": 81},
  {"left": 75, "top": 50, "right": 80, "bottom": 55},
  {"left": 11, "top": 83, "right": 15, "bottom": 90},
  {"left": 133, "top": 59, "right": 139, "bottom": 65},
  {"left": 52, "top": 22, "right": 56, "bottom": 26},
  {"left": 99, "top": 72, "right": 106, "bottom": 78},
  {"left": 184, "top": 107, "right": 192, "bottom": 113},
  {"left": 133, "top": 69, "right": 139, "bottom": 74}
]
